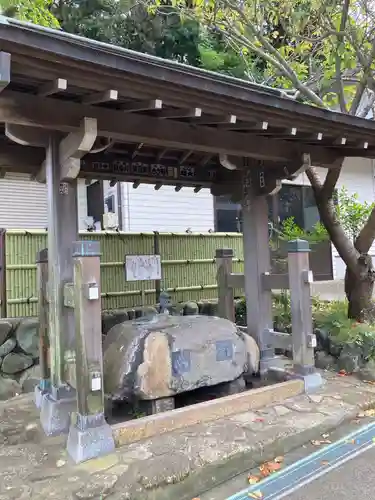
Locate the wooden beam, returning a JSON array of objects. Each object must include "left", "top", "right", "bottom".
[
  {"left": 5, "top": 123, "right": 48, "bottom": 147},
  {"left": 59, "top": 117, "right": 97, "bottom": 180},
  {"left": 180, "top": 150, "right": 193, "bottom": 164},
  {"left": 198, "top": 114, "right": 236, "bottom": 125},
  {"left": 38, "top": 78, "right": 67, "bottom": 97},
  {"left": 122, "top": 99, "right": 162, "bottom": 113},
  {"left": 157, "top": 107, "right": 202, "bottom": 119},
  {"left": 82, "top": 89, "right": 118, "bottom": 105},
  {"left": 157, "top": 149, "right": 168, "bottom": 161},
  {"left": 221, "top": 120, "right": 268, "bottom": 132},
  {"left": 261, "top": 273, "right": 289, "bottom": 290},
  {"left": 200, "top": 154, "right": 213, "bottom": 166},
  {"left": 0, "top": 91, "right": 344, "bottom": 164},
  {"left": 0, "top": 52, "right": 10, "bottom": 93}
]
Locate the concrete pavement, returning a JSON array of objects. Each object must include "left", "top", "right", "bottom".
[{"left": 2, "top": 371, "right": 375, "bottom": 499}]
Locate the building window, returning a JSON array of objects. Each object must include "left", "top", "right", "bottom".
[
  {"left": 214, "top": 185, "right": 319, "bottom": 232},
  {"left": 105, "top": 195, "right": 115, "bottom": 213}
]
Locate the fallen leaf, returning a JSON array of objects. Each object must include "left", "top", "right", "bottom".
[
  {"left": 274, "top": 456, "right": 284, "bottom": 463},
  {"left": 56, "top": 459, "right": 66, "bottom": 468},
  {"left": 311, "top": 439, "right": 332, "bottom": 447},
  {"left": 248, "top": 475, "right": 260, "bottom": 485},
  {"left": 248, "top": 491, "right": 263, "bottom": 499},
  {"left": 338, "top": 369, "right": 348, "bottom": 377},
  {"left": 254, "top": 418, "right": 264, "bottom": 423},
  {"left": 364, "top": 408, "right": 375, "bottom": 417},
  {"left": 321, "top": 461, "right": 329, "bottom": 466},
  {"left": 322, "top": 433, "right": 330, "bottom": 439}
]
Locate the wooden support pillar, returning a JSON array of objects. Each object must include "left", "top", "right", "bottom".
[
  {"left": 242, "top": 184, "right": 275, "bottom": 376},
  {"left": 67, "top": 240, "right": 115, "bottom": 464},
  {"left": 34, "top": 248, "right": 50, "bottom": 409},
  {"left": 216, "top": 248, "right": 235, "bottom": 322},
  {"left": 40, "top": 135, "right": 77, "bottom": 436},
  {"left": 287, "top": 239, "right": 322, "bottom": 392}
]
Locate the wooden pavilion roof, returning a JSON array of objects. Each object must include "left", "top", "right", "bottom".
[{"left": 0, "top": 16, "right": 374, "bottom": 193}]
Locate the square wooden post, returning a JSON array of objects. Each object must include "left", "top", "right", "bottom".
[
  {"left": 34, "top": 248, "right": 50, "bottom": 408},
  {"left": 287, "top": 239, "right": 323, "bottom": 391},
  {"left": 216, "top": 248, "right": 235, "bottom": 322},
  {"left": 67, "top": 240, "right": 115, "bottom": 463},
  {"left": 242, "top": 189, "right": 275, "bottom": 376},
  {"left": 40, "top": 135, "right": 77, "bottom": 436}
]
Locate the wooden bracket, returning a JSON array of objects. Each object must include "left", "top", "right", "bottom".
[
  {"left": 59, "top": 117, "right": 97, "bottom": 181},
  {"left": 5, "top": 123, "right": 48, "bottom": 147}
]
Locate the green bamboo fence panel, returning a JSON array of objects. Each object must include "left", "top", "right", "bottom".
[{"left": 4, "top": 230, "right": 244, "bottom": 317}]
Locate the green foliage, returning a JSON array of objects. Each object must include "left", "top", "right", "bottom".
[
  {"left": 336, "top": 187, "right": 375, "bottom": 242},
  {"left": 278, "top": 216, "right": 328, "bottom": 244},
  {"left": 1, "top": 0, "right": 59, "bottom": 27},
  {"left": 314, "top": 299, "right": 375, "bottom": 360}
]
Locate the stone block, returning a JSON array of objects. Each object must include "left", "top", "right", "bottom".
[
  {"left": 67, "top": 420, "right": 115, "bottom": 464},
  {"left": 2, "top": 352, "right": 33, "bottom": 374},
  {"left": 183, "top": 302, "right": 199, "bottom": 315},
  {"left": 103, "top": 314, "right": 247, "bottom": 402},
  {"left": 0, "top": 337, "right": 16, "bottom": 357},
  {"left": 0, "top": 375, "right": 21, "bottom": 400},
  {"left": 16, "top": 318, "right": 39, "bottom": 358},
  {"left": 19, "top": 365, "right": 41, "bottom": 393},
  {"left": 0, "top": 320, "right": 13, "bottom": 346}
]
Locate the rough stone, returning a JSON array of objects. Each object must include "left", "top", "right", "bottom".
[
  {"left": 15, "top": 318, "right": 39, "bottom": 358},
  {"left": 338, "top": 344, "right": 362, "bottom": 373},
  {"left": 360, "top": 334, "right": 375, "bottom": 361},
  {"left": 102, "top": 311, "right": 129, "bottom": 336},
  {"left": 103, "top": 314, "right": 247, "bottom": 401},
  {"left": 0, "top": 376, "right": 21, "bottom": 400},
  {"left": 315, "top": 351, "right": 337, "bottom": 371},
  {"left": 0, "top": 320, "right": 13, "bottom": 346},
  {"left": 314, "top": 327, "right": 329, "bottom": 352},
  {"left": 2, "top": 352, "right": 33, "bottom": 374},
  {"left": 183, "top": 301, "right": 199, "bottom": 316},
  {"left": 358, "top": 359, "right": 375, "bottom": 382},
  {"left": 19, "top": 364, "right": 41, "bottom": 393},
  {"left": 241, "top": 331, "right": 260, "bottom": 374},
  {"left": 137, "top": 332, "right": 173, "bottom": 399},
  {"left": 0, "top": 337, "right": 16, "bottom": 357},
  {"left": 328, "top": 337, "right": 343, "bottom": 358}
]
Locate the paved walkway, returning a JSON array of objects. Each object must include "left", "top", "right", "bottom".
[{"left": 2, "top": 371, "right": 375, "bottom": 500}]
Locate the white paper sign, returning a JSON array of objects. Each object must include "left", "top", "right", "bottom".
[{"left": 125, "top": 254, "right": 162, "bottom": 281}]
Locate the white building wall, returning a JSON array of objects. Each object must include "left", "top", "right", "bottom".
[
  {"left": 0, "top": 174, "right": 88, "bottom": 230},
  {"left": 103, "top": 159, "right": 375, "bottom": 280},
  {"left": 106, "top": 182, "right": 214, "bottom": 232},
  {"left": 286, "top": 157, "right": 375, "bottom": 279}
]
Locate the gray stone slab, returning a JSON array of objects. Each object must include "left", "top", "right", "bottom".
[
  {"left": 0, "top": 373, "right": 375, "bottom": 499},
  {"left": 40, "top": 393, "right": 76, "bottom": 436}
]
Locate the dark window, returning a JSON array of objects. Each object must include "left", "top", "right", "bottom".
[
  {"left": 214, "top": 185, "right": 319, "bottom": 232},
  {"left": 105, "top": 195, "right": 115, "bottom": 213}
]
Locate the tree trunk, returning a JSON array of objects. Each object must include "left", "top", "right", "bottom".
[{"left": 345, "top": 254, "right": 375, "bottom": 322}]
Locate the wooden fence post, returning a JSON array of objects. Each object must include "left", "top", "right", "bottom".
[
  {"left": 154, "top": 231, "right": 161, "bottom": 304},
  {"left": 288, "top": 239, "right": 322, "bottom": 391},
  {"left": 66, "top": 240, "right": 115, "bottom": 463},
  {"left": 0, "top": 229, "right": 6, "bottom": 318},
  {"left": 215, "top": 248, "right": 235, "bottom": 322},
  {"left": 35, "top": 248, "right": 50, "bottom": 408}
]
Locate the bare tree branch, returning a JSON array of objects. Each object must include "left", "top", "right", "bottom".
[
  {"left": 355, "top": 206, "right": 375, "bottom": 253},
  {"left": 220, "top": 1, "right": 327, "bottom": 108},
  {"left": 335, "top": 0, "right": 350, "bottom": 113},
  {"left": 306, "top": 167, "right": 360, "bottom": 274}
]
